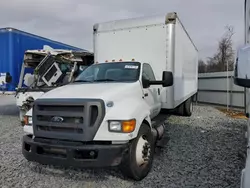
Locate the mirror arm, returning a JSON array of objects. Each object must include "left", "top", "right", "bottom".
[{"left": 149, "top": 80, "right": 164, "bottom": 85}]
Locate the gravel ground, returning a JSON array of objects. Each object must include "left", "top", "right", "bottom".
[{"left": 0, "top": 95, "right": 247, "bottom": 188}]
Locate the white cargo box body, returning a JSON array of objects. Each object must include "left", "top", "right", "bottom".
[{"left": 93, "top": 12, "right": 198, "bottom": 109}]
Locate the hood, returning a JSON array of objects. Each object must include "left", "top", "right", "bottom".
[{"left": 39, "top": 81, "right": 143, "bottom": 102}]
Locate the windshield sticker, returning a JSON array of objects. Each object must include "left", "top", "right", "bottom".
[{"left": 125, "top": 65, "right": 138, "bottom": 69}]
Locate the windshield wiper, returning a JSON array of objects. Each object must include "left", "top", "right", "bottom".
[
  {"left": 94, "top": 79, "right": 117, "bottom": 82},
  {"left": 74, "top": 79, "right": 117, "bottom": 83},
  {"left": 74, "top": 80, "right": 92, "bottom": 83}
]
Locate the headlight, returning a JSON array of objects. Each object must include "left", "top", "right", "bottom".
[
  {"left": 108, "top": 119, "right": 136, "bottom": 133},
  {"left": 109, "top": 121, "right": 122, "bottom": 131},
  {"left": 24, "top": 116, "right": 32, "bottom": 125},
  {"left": 28, "top": 117, "right": 32, "bottom": 124}
]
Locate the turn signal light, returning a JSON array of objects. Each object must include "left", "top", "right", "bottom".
[
  {"left": 23, "top": 116, "right": 28, "bottom": 125},
  {"left": 122, "top": 119, "right": 136, "bottom": 133}
]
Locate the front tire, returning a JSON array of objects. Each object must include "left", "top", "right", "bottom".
[{"left": 119, "top": 123, "right": 155, "bottom": 181}]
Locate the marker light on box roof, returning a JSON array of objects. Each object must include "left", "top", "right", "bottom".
[{"left": 104, "top": 59, "right": 134, "bottom": 62}]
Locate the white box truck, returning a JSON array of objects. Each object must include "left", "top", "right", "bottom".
[
  {"left": 22, "top": 12, "right": 198, "bottom": 180},
  {"left": 234, "top": 44, "right": 250, "bottom": 188},
  {"left": 234, "top": 1, "right": 250, "bottom": 187}
]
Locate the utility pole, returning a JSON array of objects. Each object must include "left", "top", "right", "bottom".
[
  {"left": 244, "top": 0, "right": 250, "bottom": 115},
  {"left": 227, "top": 59, "right": 229, "bottom": 111}
]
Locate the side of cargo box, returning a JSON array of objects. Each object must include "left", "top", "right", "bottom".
[{"left": 161, "top": 13, "right": 198, "bottom": 112}]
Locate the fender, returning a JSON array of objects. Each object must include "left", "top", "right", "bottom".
[{"left": 93, "top": 97, "right": 152, "bottom": 141}]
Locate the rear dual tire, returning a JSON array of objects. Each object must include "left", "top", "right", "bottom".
[
  {"left": 184, "top": 97, "right": 193, "bottom": 116},
  {"left": 177, "top": 97, "right": 193, "bottom": 117},
  {"left": 119, "top": 123, "right": 154, "bottom": 181}
]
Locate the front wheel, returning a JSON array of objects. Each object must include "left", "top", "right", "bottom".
[{"left": 119, "top": 123, "right": 155, "bottom": 181}]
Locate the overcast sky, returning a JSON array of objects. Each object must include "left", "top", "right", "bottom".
[{"left": 0, "top": 0, "right": 244, "bottom": 60}]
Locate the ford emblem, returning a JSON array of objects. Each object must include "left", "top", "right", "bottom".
[{"left": 51, "top": 116, "right": 64, "bottom": 122}]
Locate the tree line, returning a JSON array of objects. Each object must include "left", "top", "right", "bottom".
[{"left": 198, "top": 25, "right": 235, "bottom": 73}]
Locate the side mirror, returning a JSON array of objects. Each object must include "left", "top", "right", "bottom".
[
  {"left": 234, "top": 45, "right": 250, "bottom": 87},
  {"left": 5, "top": 73, "right": 12, "bottom": 83},
  {"left": 162, "top": 71, "right": 173, "bottom": 87},
  {"left": 142, "top": 71, "right": 173, "bottom": 88},
  {"left": 142, "top": 77, "right": 150, "bottom": 88}
]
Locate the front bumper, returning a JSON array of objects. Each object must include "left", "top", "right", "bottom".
[{"left": 22, "top": 135, "right": 128, "bottom": 168}]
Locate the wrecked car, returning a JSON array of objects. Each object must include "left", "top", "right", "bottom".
[{"left": 15, "top": 49, "right": 94, "bottom": 125}]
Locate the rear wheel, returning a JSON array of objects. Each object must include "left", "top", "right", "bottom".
[
  {"left": 175, "top": 97, "right": 193, "bottom": 116},
  {"left": 183, "top": 97, "right": 193, "bottom": 116},
  {"left": 119, "top": 123, "right": 154, "bottom": 181},
  {"left": 176, "top": 102, "right": 184, "bottom": 116}
]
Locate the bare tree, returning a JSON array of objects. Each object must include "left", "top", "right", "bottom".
[
  {"left": 206, "top": 25, "right": 235, "bottom": 72},
  {"left": 198, "top": 59, "right": 206, "bottom": 73},
  {"left": 217, "top": 25, "right": 235, "bottom": 71}
]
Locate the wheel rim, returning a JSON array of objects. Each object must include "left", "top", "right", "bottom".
[{"left": 135, "top": 135, "right": 151, "bottom": 167}]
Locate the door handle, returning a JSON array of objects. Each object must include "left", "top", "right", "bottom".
[
  {"left": 144, "top": 93, "right": 148, "bottom": 97},
  {"left": 158, "top": 88, "right": 160, "bottom": 95}
]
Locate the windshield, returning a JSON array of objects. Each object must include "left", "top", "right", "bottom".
[{"left": 74, "top": 62, "right": 141, "bottom": 83}]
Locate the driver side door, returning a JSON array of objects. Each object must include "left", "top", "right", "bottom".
[{"left": 142, "top": 63, "right": 161, "bottom": 118}]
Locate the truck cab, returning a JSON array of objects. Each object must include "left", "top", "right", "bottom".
[{"left": 22, "top": 60, "right": 173, "bottom": 180}]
